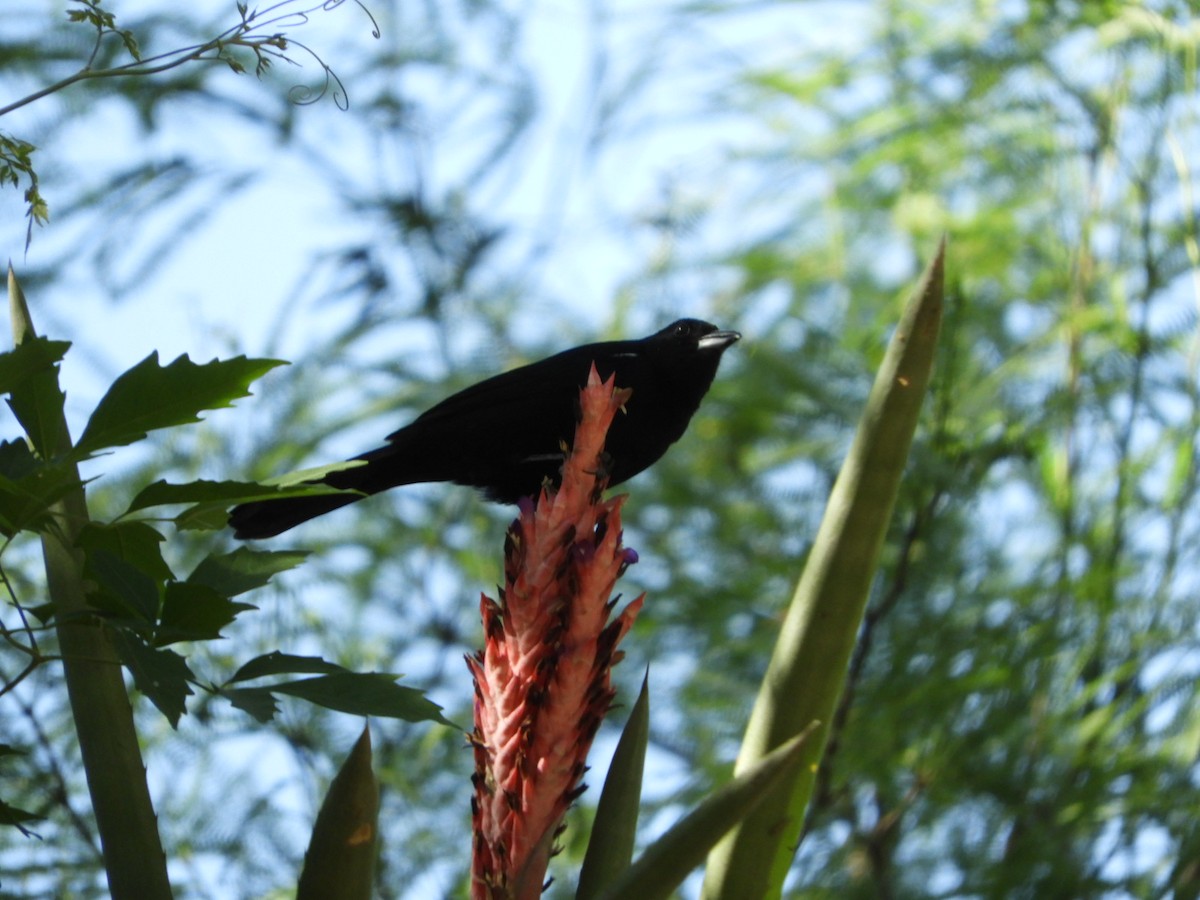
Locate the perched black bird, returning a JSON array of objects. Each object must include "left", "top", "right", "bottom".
[{"left": 229, "top": 319, "right": 740, "bottom": 539}]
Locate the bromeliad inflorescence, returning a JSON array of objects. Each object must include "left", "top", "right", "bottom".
[{"left": 467, "top": 366, "right": 644, "bottom": 900}]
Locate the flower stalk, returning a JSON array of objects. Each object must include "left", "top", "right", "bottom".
[{"left": 468, "top": 365, "right": 644, "bottom": 900}]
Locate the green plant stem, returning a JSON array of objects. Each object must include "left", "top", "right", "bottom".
[
  {"left": 8, "top": 267, "right": 172, "bottom": 900},
  {"left": 0, "top": 50, "right": 209, "bottom": 118}
]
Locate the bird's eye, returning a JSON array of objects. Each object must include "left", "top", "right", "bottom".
[{"left": 674, "top": 322, "right": 689, "bottom": 336}]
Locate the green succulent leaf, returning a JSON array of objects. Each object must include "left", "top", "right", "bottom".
[
  {"left": 297, "top": 728, "right": 379, "bottom": 900},
  {"left": 578, "top": 672, "right": 650, "bottom": 900}
]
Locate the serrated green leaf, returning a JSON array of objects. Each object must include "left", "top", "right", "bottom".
[
  {"left": 111, "top": 630, "right": 194, "bottom": 727},
  {"left": 0, "top": 336, "right": 70, "bottom": 397},
  {"left": 268, "top": 673, "right": 451, "bottom": 725},
  {"left": 262, "top": 460, "right": 367, "bottom": 488},
  {"left": 0, "top": 452, "right": 82, "bottom": 537},
  {"left": 156, "top": 581, "right": 255, "bottom": 646},
  {"left": 578, "top": 673, "right": 650, "bottom": 900},
  {"left": 128, "top": 478, "right": 341, "bottom": 532},
  {"left": 297, "top": 727, "right": 378, "bottom": 900},
  {"left": 186, "top": 547, "right": 308, "bottom": 597},
  {"left": 149, "top": 472, "right": 353, "bottom": 532},
  {"left": 224, "top": 657, "right": 451, "bottom": 724},
  {"left": 84, "top": 548, "right": 160, "bottom": 625},
  {"left": 0, "top": 439, "right": 39, "bottom": 480},
  {"left": 76, "top": 520, "right": 172, "bottom": 582},
  {"left": 225, "top": 686, "right": 280, "bottom": 723},
  {"left": 166, "top": 462, "right": 364, "bottom": 527},
  {"left": 175, "top": 503, "right": 238, "bottom": 531},
  {"left": 127, "top": 478, "right": 291, "bottom": 512},
  {"left": 229, "top": 652, "right": 349, "bottom": 683},
  {"left": 71, "top": 353, "right": 285, "bottom": 460},
  {"left": 4, "top": 336, "right": 69, "bottom": 458},
  {"left": 119, "top": 28, "right": 140, "bottom": 60}
]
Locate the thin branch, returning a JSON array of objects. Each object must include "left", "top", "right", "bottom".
[
  {"left": 13, "top": 688, "right": 104, "bottom": 860},
  {"left": 0, "top": 0, "right": 379, "bottom": 119}
]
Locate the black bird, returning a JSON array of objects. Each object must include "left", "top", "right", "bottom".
[{"left": 229, "top": 319, "right": 740, "bottom": 539}]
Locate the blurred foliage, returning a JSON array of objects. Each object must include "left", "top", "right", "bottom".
[{"left": 1, "top": 0, "right": 1199, "bottom": 898}]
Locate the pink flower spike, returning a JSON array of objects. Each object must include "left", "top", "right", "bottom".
[{"left": 468, "top": 365, "right": 645, "bottom": 899}]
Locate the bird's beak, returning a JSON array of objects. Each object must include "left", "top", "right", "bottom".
[{"left": 698, "top": 330, "right": 741, "bottom": 351}]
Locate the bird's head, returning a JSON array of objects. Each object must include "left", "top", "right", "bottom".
[
  {"left": 649, "top": 318, "right": 741, "bottom": 356},
  {"left": 638, "top": 318, "right": 740, "bottom": 399}
]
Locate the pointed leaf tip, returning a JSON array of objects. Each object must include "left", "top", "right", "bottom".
[
  {"left": 297, "top": 727, "right": 379, "bottom": 900},
  {"left": 599, "top": 723, "right": 820, "bottom": 900},
  {"left": 577, "top": 673, "right": 651, "bottom": 899}
]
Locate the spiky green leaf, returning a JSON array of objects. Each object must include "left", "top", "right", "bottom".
[
  {"left": 72, "top": 353, "right": 285, "bottom": 459},
  {"left": 186, "top": 546, "right": 308, "bottom": 597}
]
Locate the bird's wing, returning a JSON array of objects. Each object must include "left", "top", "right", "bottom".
[{"left": 386, "top": 340, "right": 635, "bottom": 438}]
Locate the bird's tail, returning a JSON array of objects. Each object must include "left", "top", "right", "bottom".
[
  {"left": 228, "top": 490, "right": 362, "bottom": 540},
  {"left": 228, "top": 436, "right": 442, "bottom": 539}
]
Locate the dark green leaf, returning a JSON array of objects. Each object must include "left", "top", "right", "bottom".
[
  {"left": 127, "top": 478, "right": 281, "bottom": 512},
  {"left": 76, "top": 520, "right": 172, "bottom": 582},
  {"left": 0, "top": 450, "right": 81, "bottom": 536},
  {"left": 233, "top": 460, "right": 368, "bottom": 493},
  {"left": 228, "top": 651, "right": 347, "bottom": 683},
  {"left": 147, "top": 471, "right": 354, "bottom": 532},
  {"left": 225, "top": 687, "right": 280, "bottom": 723},
  {"left": 75, "top": 523, "right": 171, "bottom": 628},
  {"left": 703, "top": 242, "right": 944, "bottom": 898},
  {"left": 0, "top": 439, "right": 38, "bottom": 480},
  {"left": 578, "top": 672, "right": 650, "bottom": 900},
  {"left": 111, "top": 630, "right": 194, "bottom": 728},
  {"left": 598, "top": 725, "right": 819, "bottom": 900},
  {"left": 72, "top": 353, "right": 285, "bottom": 459},
  {"left": 119, "top": 28, "right": 140, "bottom": 60},
  {"left": 127, "top": 478, "right": 316, "bottom": 512},
  {"left": 174, "top": 503, "right": 238, "bottom": 532},
  {"left": 186, "top": 547, "right": 308, "bottom": 597},
  {"left": 4, "top": 336, "right": 69, "bottom": 458},
  {"left": 83, "top": 548, "right": 160, "bottom": 625},
  {"left": 297, "top": 728, "right": 378, "bottom": 900},
  {"left": 0, "top": 336, "right": 69, "bottom": 397},
  {"left": 159, "top": 466, "right": 363, "bottom": 532},
  {"left": 268, "top": 673, "right": 450, "bottom": 725},
  {"left": 156, "top": 581, "right": 255, "bottom": 646}
]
